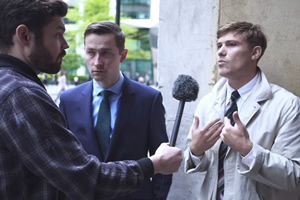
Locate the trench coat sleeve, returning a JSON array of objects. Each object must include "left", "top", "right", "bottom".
[{"left": 237, "top": 97, "right": 300, "bottom": 190}]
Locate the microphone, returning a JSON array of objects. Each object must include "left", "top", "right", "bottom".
[{"left": 170, "top": 74, "right": 199, "bottom": 147}]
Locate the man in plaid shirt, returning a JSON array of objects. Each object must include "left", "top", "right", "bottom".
[{"left": 0, "top": 0, "right": 182, "bottom": 199}]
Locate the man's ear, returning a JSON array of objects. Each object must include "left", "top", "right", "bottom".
[
  {"left": 120, "top": 49, "right": 128, "bottom": 63},
  {"left": 251, "top": 46, "right": 262, "bottom": 61},
  {"left": 15, "top": 25, "right": 32, "bottom": 46}
]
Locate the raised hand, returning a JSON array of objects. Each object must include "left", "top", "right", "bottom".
[
  {"left": 190, "top": 116, "right": 224, "bottom": 156},
  {"left": 221, "top": 111, "right": 253, "bottom": 156}
]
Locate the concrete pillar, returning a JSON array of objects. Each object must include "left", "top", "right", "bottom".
[
  {"left": 158, "top": 0, "right": 300, "bottom": 199},
  {"left": 158, "top": 0, "right": 220, "bottom": 199}
]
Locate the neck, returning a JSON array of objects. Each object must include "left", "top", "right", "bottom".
[
  {"left": 228, "top": 67, "right": 258, "bottom": 90},
  {"left": 6, "top": 43, "right": 39, "bottom": 74},
  {"left": 0, "top": 54, "right": 45, "bottom": 89}
]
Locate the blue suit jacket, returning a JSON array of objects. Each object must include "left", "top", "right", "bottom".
[{"left": 59, "top": 75, "right": 172, "bottom": 199}]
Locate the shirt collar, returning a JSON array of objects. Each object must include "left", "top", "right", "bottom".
[
  {"left": 0, "top": 54, "right": 45, "bottom": 89},
  {"left": 93, "top": 71, "right": 124, "bottom": 96},
  {"left": 226, "top": 72, "right": 259, "bottom": 103}
]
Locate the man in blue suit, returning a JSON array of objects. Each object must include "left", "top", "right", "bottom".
[{"left": 59, "top": 21, "right": 172, "bottom": 200}]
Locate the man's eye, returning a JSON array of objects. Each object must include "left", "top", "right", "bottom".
[
  {"left": 87, "top": 51, "right": 95, "bottom": 56},
  {"left": 102, "top": 51, "right": 111, "bottom": 56}
]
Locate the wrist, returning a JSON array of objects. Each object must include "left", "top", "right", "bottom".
[
  {"left": 190, "top": 144, "right": 204, "bottom": 156},
  {"left": 149, "top": 155, "right": 160, "bottom": 174},
  {"left": 240, "top": 141, "right": 253, "bottom": 156}
]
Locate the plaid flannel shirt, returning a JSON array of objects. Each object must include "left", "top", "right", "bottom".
[{"left": 0, "top": 54, "right": 153, "bottom": 200}]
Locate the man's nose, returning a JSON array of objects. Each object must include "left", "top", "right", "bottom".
[
  {"left": 94, "top": 54, "right": 103, "bottom": 66},
  {"left": 217, "top": 46, "right": 226, "bottom": 56},
  {"left": 62, "top": 37, "right": 69, "bottom": 50}
]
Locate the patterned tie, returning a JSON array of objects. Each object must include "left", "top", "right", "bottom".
[
  {"left": 95, "top": 90, "right": 112, "bottom": 158},
  {"left": 217, "top": 90, "right": 240, "bottom": 198}
]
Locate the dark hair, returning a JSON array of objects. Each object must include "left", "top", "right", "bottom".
[
  {"left": 0, "top": 0, "right": 68, "bottom": 52},
  {"left": 217, "top": 22, "right": 267, "bottom": 59},
  {"left": 84, "top": 21, "right": 125, "bottom": 53}
]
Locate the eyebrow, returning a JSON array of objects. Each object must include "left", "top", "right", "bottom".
[
  {"left": 217, "top": 40, "right": 239, "bottom": 44},
  {"left": 85, "top": 47, "right": 112, "bottom": 51}
]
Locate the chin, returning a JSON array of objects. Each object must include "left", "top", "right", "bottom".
[
  {"left": 218, "top": 69, "right": 225, "bottom": 77},
  {"left": 92, "top": 73, "right": 104, "bottom": 80},
  {"left": 218, "top": 67, "right": 230, "bottom": 77}
]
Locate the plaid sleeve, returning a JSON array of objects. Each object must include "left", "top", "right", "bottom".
[{"left": 1, "top": 86, "right": 145, "bottom": 199}]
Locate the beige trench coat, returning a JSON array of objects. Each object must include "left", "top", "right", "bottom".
[{"left": 185, "top": 68, "right": 300, "bottom": 200}]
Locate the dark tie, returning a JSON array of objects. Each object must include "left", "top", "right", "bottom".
[
  {"left": 95, "top": 90, "right": 112, "bottom": 158},
  {"left": 217, "top": 90, "right": 240, "bottom": 198}
]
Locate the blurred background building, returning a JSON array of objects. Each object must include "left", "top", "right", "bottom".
[{"left": 62, "top": 0, "right": 159, "bottom": 86}]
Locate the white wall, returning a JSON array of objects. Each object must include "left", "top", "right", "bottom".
[{"left": 158, "top": 0, "right": 220, "bottom": 199}]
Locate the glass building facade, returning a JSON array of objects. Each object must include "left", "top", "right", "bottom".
[{"left": 121, "top": 0, "right": 151, "bottom": 19}]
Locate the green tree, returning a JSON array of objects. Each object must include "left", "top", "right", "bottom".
[
  {"left": 65, "top": 0, "right": 113, "bottom": 47},
  {"left": 124, "top": 28, "right": 152, "bottom": 60},
  {"left": 65, "top": 0, "right": 151, "bottom": 61},
  {"left": 62, "top": 53, "right": 86, "bottom": 71}
]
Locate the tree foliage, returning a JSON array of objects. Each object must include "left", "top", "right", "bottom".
[
  {"left": 66, "top": 0, "right": 113, "bottom": 46},
  {"left": 62, "top": 53, "right": 86, "bottom": 71},
  {"left": 123, "top": 27, "right": 152, "bottom": 60},
  {"left": 61, "top": 0, "right": 113, "bottom": 73},
  {"left": 64, "top": 0, "right": 152, "bottom": 64}
]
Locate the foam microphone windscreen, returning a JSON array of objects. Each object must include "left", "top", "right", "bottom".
[
  {"left": 172, "top": 74, "right": 199, "bottom": 102},
  {"left": 169, "top": 74, "right": 199, "bottom": 147}
]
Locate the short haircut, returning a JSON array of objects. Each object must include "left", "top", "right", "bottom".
[
  {"left": 84, "top": 21, "right": 125, "bottom": 54},
  {"left": 217, "top": 22, "right": 267, "bottom": 59},
  {"left": 0, "top": 0, "right": 68, "bottom": 52}
]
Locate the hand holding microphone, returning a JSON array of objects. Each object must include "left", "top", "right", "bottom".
[{"left": 170, "top": 75, "right": 199, "bottom": 147}]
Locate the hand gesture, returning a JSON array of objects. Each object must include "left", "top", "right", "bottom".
[
  {"left": 190, "top": 116, "right": 224, "bottom": 156},
  {"left": 221, "top": 111, "right": 253, "bottom": 156}
]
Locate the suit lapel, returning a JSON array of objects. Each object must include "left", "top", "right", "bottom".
[
  {"left": 237, "top": 69, "right": 272, "bottom": 127},
  {"left": 238, "top": 98, "right": 260, "bottom": 126},
  {"left": 80, "top": 81, "right": 94, "bottom": 134},
  {"left": 80, "top": 81, "right": 104, "bottom": 160},
  {"left": 110, "top": 76, "right": 134, "bottom": 144},
  {"left": 213, "top": 78, "right": 227, "bottom": 119}
]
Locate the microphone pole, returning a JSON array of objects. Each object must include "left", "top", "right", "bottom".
[
  {"left": 169, "top": 74, "right": 199, "bottom": 147},
  {"left": 170, "top": 100, "right": 185, "bottom": 147}
]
